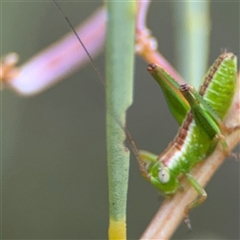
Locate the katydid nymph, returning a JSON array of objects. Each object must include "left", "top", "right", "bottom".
[
  {"left": 139, "top": 52, "right": 238, "bottom": 210},
  {"left": 2, "top": 2, "right": 239, "bottom": 236},
  {"left": 52, "top": 1, "right": 240, "bottom": 227}
]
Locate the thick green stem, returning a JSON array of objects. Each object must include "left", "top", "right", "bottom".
[{"left": 106, "top": 1, "right": 136, "bottom": 239}]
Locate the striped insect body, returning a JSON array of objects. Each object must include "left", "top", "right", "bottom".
[{"left": 140, "top": 53, "right": 238, "bottom": 205}]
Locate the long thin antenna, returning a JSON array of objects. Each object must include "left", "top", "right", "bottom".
[
  {"left": 53, "top": 0, "right": 105, "bottom": 87},
  {"left": 52, "top": 1, "right": 145, "bottom": 170}
]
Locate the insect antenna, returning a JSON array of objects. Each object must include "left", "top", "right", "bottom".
[
  {"left": 52, "top": 1, "right": 144, "bottom": 168},
  {"left": 53, "top": 0, "right": 105, "bottom": 87}
]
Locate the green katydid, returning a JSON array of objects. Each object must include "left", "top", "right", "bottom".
[
  {"left": 1, "top": 2, "right": 238, "bottom": 239},
  {"left": 52, "top": 0, "right": 239, "bottom": 227},
  {"left": 139, "top": 52, "right": 238, "bottom": 209},
  {"left": 56, "top": 0, "right": 238, "bottom": 202}
]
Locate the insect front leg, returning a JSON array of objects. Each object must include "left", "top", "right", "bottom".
[{"left": 138, "top": 150, "right": 158, "bottom": 180}]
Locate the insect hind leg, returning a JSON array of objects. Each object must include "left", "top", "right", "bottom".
[{"left": 208, "top": 126, "right": 240, "bottom": 159}]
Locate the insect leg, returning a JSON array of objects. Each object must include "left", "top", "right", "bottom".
[
  {"left": 185, "top": 173, "right": 207, "bottom": 210},
  {"left": 139, "top": 150, "right": 158, "bottom": 163},
  {"left": 209, "top": 124, "right": 240, "bottom": 158},
  {"left": 138, "top": 150, "right": 158, "bottom": 180}
]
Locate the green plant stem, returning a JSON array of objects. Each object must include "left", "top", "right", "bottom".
[{"left": 106, "top": 1, "right": 136, "bottom": 239}]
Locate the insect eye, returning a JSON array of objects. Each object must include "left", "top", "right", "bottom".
[{"left": 158, "top": 168, "right": 170, "bottom": 183}]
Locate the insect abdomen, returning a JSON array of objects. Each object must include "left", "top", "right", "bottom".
[{"left": 200, "top": 53, "right": 237, "bottom": 119}]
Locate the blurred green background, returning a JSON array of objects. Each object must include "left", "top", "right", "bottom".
[{"left": 1, "top": 1, "right": 239, "bottom": 239}]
